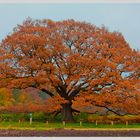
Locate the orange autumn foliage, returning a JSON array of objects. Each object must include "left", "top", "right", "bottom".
[
  {"left": 0, "top": 88, "right": 14, "bottom": 112},
  {"left": 0, "top": 18, "right": 140, "bottom": 120}
]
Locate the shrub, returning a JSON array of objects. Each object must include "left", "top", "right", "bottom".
[
  {"left": 53, "top": 113, "right": 62, "bottom": 122},
  {"left": 0, "top": 112, "right": 61, "bottom": 122},
  {"left": 120, "top": 115, "right": 140, "bottom": 123},
  {"left": 74, "top": 112, "right": 88, "bottom": 122},
  {"left": 0, "top": 113, "right": 29, "bottom": 122},
  {"left": 31, "top": 112, "right": 47, "bottom": 122},
  {"left": 87, "top": 114, "right": 140, "bottom": 124}
]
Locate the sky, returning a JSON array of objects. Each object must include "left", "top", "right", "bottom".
[{"left": 0, "top": 3, "right": 140, "bottom": 50}]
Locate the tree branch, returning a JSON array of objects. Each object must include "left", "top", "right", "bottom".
[{"left": 40, "top": 88, "right": 54, "bottom": 97}]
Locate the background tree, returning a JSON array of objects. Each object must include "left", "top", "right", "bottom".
[
  {"left": 0, "top": 18, "right": 140, "bottom": 122},
  {"left": 7, "top": 88, "right": 66, "bottom": 115},
  {"left": 0, "top": 88, "right": 14, "bottom": 113}
]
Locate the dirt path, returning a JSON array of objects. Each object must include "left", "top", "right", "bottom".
[{"left": 0, "top": 129, "right": 140, "bottom": 137}]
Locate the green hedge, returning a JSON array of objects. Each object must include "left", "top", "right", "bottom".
[
  {"left": 0, "top": 112, "right": 47, "bottom": 122},
  {"left": 0, "top": 112, "right": 62, "bottom": 122},
  {"left": 73, "top": 112, "right": 88, "bottom": 122},
  {"left": 1, "top": 112, "right": 140, "bottom": 124},
  {"left": 0, "top": 113, "right": 29, "bottom": 121}
]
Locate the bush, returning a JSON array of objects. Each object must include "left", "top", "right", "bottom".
[
  {"left": 74, "top": 112, "right": 88, "bottom": 122},
  {"left": 120, "top": 115, "right": 140, "bottom": 123},
  {"left": 0, "top": 112, "right": 62, "bottom": 122},
  {"left": 1, "top": 112, "right": 140, "bottom": 124},
  {"left": 53, "top": 113, "right": 62, "bottom": 122},
  {"left": 33, "top": 112, "right": 61, "bottom": 122},
  {"left": 87, "top": 114, "right": 140, "bottom": 124},
  {"left": 32, "top": 112, "right": 47, "bottom": 122},
  {"left": 87, "top": 114, "right": 111, "bottom": 124},
  {"left": 0, "top": 113, "right": 29, "bottom": 122}
]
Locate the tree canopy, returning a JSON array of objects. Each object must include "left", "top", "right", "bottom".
[{"left": 0, "top": 18, "right": 140, "bottom": 121}]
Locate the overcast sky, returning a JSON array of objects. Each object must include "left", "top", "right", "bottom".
[{"left": 0, "top": 3, "right": 140, "bottom": 50}]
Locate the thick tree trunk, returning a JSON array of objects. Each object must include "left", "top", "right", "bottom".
[{"left": 61, "top": 102, "right": 74, "bottom": 122}]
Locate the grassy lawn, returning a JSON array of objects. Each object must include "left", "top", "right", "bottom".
[{"left": 0, "top": 121, "right": 140, "bottom": 130}]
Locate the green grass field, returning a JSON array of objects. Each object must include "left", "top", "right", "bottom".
[{"left": 0, "top": 121, "right": 140, "bottom": 130}]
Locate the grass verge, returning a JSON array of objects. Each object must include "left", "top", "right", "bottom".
[{"left": 0, "top": 121, "right": 140, "bottom": 130}]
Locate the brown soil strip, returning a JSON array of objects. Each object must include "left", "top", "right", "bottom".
[{"left": 0, "top": 129, "right": 140, "bottom": 137}]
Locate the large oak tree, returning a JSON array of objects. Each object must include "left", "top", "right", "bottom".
[{"left": 0, "top": 18, "right": 140, "bottom": 121}]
